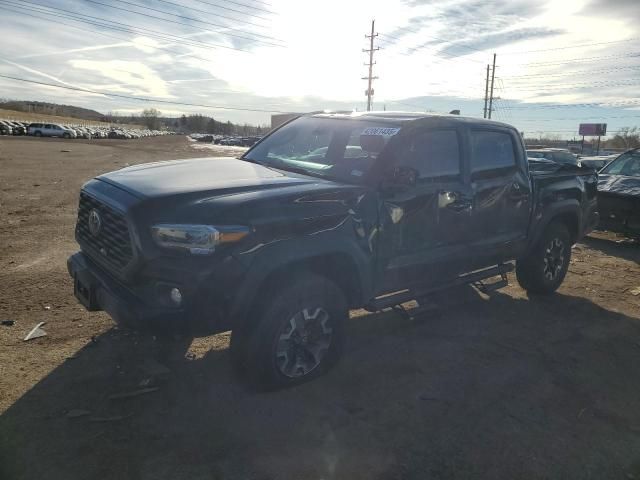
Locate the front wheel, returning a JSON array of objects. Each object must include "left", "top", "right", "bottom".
[
  {"left": 34, "top": 131, "right": 42, "bottom": 137},
  {"left": 63, "top": 133, "right": 70, "bottom": 139},
  {"left": 516, "top": 222, "right": 571, "bottom": 294},
  {"left": 238, "top": 273, "right": 347, "bottom": 390}
]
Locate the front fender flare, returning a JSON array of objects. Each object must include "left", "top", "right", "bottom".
[{"left": 227, "top": 235, "right": 374, "bottom": 329}]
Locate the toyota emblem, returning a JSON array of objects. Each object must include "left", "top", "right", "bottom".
[{"left": 88, "top": 209, "right": 102, "bottom": 236}]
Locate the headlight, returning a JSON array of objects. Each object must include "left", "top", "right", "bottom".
[{"left": 151, "top": 224, "right": 249, "bottom": 254}]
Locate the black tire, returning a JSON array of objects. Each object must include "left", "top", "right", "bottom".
[
  {"left": 63, "top": 133, "right": 70, "bottom": 139},
  {"left": 34, "top": 131, "right": 42, "bottom": 137},
  {"left": 239, "top": 273, "right": 347, "bottom": 390},
  {"left": 516, "top": 221, "right": 572, "bottom": 294}
]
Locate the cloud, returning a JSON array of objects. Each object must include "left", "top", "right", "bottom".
[
  {"left": 393, "top": 0, "right": 548, "bottom": 36},
  {"left": 436, "top": 27, "right": 564, "bottom": 56},
  {"left": 586, "top": 0, "right": 640, "bottom": 20},
  {"left": 0, "top": 58, "right": 81, "bottom": 88},
  {"left": 385, "top": 0, "right": 562, "bottom": 60},
  {"left": 68, "top": 59, "right": 171, "bottom": 97}
]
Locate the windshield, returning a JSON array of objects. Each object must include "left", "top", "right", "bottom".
[
  {"left": 242, "top": 117, "right": 400, "bottom": 183},
  {"left": 601, "top": 151, "right": 640, "bottom": 177}
]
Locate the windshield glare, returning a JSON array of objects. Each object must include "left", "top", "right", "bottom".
[
  {"left": 601, "top": 152, "right": 640, "bottom": 177},
  {"left": 243, "top": 117, "right": 400, "bottom": 183}
]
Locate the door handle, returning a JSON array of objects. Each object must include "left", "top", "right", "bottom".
[
  {"left": 509, "top": 182, "right": 529, "bottom": 201},
  {"left": 439, "top": 191, "right": 472, "bottom": 212}
]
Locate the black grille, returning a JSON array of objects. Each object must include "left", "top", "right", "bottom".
[{"left": 76, "top": 192, "right": 133, "bottom": 273}]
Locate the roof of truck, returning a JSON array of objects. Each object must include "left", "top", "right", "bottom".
[{"left": 309, "top": 111, "right": 515, "bottom": 129}]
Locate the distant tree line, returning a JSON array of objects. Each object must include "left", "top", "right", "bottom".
[
  {"left": 604, "top": 127, "right": 640, "bottom": 149},
  {"left": 0, "top": 100, "right": 105, "bottom": 121},
  {"left": 117, "top": 108, "right": 268, "bottom": 135}
]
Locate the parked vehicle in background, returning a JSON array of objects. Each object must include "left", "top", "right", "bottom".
[
  {"left": 68, "top": 112, "right": 599, "bottom": 389},
  {"left": 597, "top": 148, "right": 640, "bottom": 238},
  {"left": 526, "top": 148, "right": 579, "bottom": 165},
  {"left": 579, "top": 154, "right": 617, "bottom": 171},
  {"left": 0, "top": 121, "right": 13, "bottom": 135},
  {"left": 7, "top": 121, "right": 26, "bottom": 135},
  {"left": 28, "top": 123, "right": 77, "bottom": 138}
]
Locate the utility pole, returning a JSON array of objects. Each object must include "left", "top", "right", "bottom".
[
  {"left": 362, "top": 19, "right": 379, "bottom": 112},
  {"left": 488, "top": 53, "right": 496, "bottom": 119},
  {"left": 483, "top": 64, "right": 490, "bottom": 118}
]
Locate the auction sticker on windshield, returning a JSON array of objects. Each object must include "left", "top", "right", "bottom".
[{"left": 361, "top": 127, "right": 400, "bottom": 136}]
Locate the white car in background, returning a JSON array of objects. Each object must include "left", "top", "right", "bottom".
[{"left": 28, "top": 123, "right": 77, "bottom": 139}]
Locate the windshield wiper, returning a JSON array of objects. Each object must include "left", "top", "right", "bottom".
[
  {"left": 240, "top": 156, "right": 329, "bottom": 180},
  {"left": 270, "top": 164, "right": 328, "bottom": 179}
]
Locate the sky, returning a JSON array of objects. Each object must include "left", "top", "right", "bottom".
[{"left": 1, "top": 0, "right": 639, "bottom": 137}]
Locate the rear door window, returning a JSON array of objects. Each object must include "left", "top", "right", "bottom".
[
  {"left": 470, "top": 130, "right": 517, "bottom": 177},
  {"left": 395, "top": 129, "right": 461, "bottom": 181}
]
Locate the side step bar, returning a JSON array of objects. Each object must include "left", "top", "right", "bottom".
[{"left": 366, "top": 263, "right": 514, "bottom": 312}]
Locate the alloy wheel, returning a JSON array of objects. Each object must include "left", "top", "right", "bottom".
[
  {"left": 543, "top": 237, "right": 565, "bottom": 281},
  {"left": 275, "top": 307, "right": 333, "bottom": 378}
]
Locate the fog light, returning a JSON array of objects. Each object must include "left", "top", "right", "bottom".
[{"left": 170, "top": 288, "right": 182, "bottom": 306}]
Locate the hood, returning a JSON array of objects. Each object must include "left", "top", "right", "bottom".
[
  {"left": 97, "top": 157, "right": 320, "bottom": 198},
  {"left": 598, "top": 174, "right": 640, "bottom": 197}
]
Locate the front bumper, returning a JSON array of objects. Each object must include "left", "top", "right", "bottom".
[{"left": 67, "top": 252, "right": 187, "bottom": 330}]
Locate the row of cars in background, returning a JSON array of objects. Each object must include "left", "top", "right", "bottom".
[
  {"left": 190, "top": 133, "right": 262, "bottom": 147},
  {"left": 526, "top": 147, "right": 617, "bottom": 169},
  {"left": 0, "top": 119, "right": 28, "bottom": 135},
  {"left": 0, "top": 119, "right": 173, "bottom": 139},
  {"left": 526, "top": 147, "right": 639, "bottom": 239}
]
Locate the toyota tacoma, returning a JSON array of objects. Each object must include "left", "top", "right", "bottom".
[{"left": 68, "top": 112, "right": 599, "bottom": 389}]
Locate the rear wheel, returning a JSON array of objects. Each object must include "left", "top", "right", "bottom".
[
  {"left": 237, "top": 273, "right": 347, "bottom": 390},
  {"left": 516, "top": 221, "right": 571, "bottom": 294}
]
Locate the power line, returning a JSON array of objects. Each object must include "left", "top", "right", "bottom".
[
  {"left": 8, "top": 0, "right": 279, "bottom": 46},
  {"left": 2, "top": 0, "right": 260, "bottom": 53},
  {"left": 500, "top": 52, "right": 640, "bottom": 67},
  {"left": 515, "top": 115, "right": 640, "bottom": 122},
  {"left": 149, "top": 0, "right": 273, "bottom": 23},
  {"left": 500, "top": 99, "right": 640, "bottom": 109},
  {"left": 1, "top": 5, "right": 242, "bottom": 66},
  {"left": 81, "top": 0, "right": 283, "bottom": 46},
  {"left": 215, "top": 0, "right": 273, "bottom": 9},
  {"left": 500, "top": 37, "right": 640, "bottom": 54},
  {"left": 503, "top": 79, "right": 640, "bottom": 91},
  {"left": 0, "top": 73, "right": 301, "bottom": 113},
  {"left": 87, "top": 0, "right": 269, "bottom": 30},
  {"left": 191, "top": 0, "right": 273, "bottom": 15},
  {"left": 500, "top": 65, "right": 640, "bottom": 79}
]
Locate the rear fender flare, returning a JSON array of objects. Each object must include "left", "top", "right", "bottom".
[{"left": 526, "top": 200, "right": 581, "bottom": 253}]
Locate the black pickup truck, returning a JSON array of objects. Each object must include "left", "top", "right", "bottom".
[{"left": 68, "top": 112, "right": 599, "bottom": 389}]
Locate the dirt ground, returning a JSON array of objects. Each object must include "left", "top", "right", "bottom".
[{"left": 1, "top": 135, "right": 639, "bottom": 480}]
